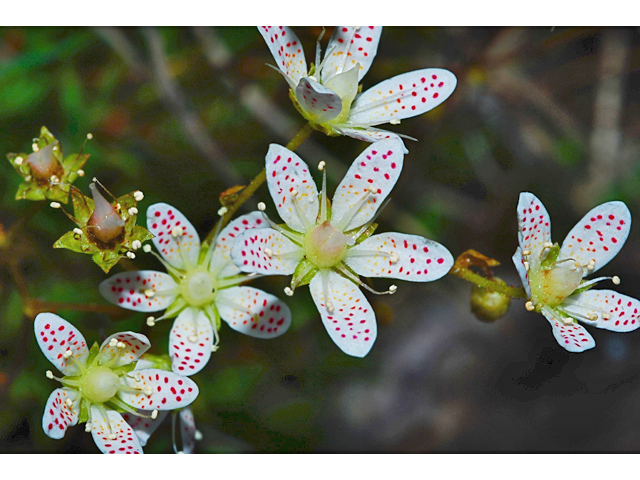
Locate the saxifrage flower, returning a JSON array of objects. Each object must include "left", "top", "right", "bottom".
[
  {"left": 230, "top": 138, "right": 453, "bottom": 357},
  {"left": 259, "top": 26, "right": 456, "bottom": 151},
  {"left": 100, "top": 203, "right": 292, "bottom": 375},
  {"left": 35, "top": 313, "right": 198, "bottom": 454},
  {"left": 513, "top": 192, "right": 640, "bottom": 352}
]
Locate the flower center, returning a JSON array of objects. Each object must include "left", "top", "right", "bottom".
[
  {"left": 81, "top": 366, "right": 120, "bottom": 404},
  {"left": 304, "top": 221, "right": 349, "bottom": 268},
  {"left": 181, "top": 269, "right": 216, "bottom": 307},
  {"left": 26, "top": 143, "right": 64, "bottom": 182},
  {"left": 529, "top": 261, "right": 583, "bottom": 307}
]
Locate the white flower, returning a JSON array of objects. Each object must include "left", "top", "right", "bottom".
[
  {"left": 259, "top": 26, "right": 457, "bottom": 151},
  {"left": 513, "top": 192, "right": 640, "bottom": 352},
  {"left": 35, "top": 313, "right": 198, "bottom": 454},
  {"left": 100, "top": 204, "right": 292, "bottom": 375},
  {"left": 230, "top": 138, "right": 453, "bottom": 357}
]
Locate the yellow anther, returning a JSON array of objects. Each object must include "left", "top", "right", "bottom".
[
  {"left": 525, "top": 301, "right": 535, "bottom": 311},
  {"left": 318, "top": 161, "right": 326, "bottom": 171},
  {"left": 290, "top": 189, "right": 298, "bottom": 197}
]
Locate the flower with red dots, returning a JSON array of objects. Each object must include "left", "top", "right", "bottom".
[
  {"left": 513, "top": 192, "right": 640, "bottom": 352},
  {"left": 230, "top": 138, "right": 453, "bottom": 357},
  {"left": 35, "top": 313, "right": 198, "bottom": 454},
  {"left": 259, "top": 26, "right": 456, "bottom": 151},
  {"left": 100, "top": 203, "right": 292, "bottom": 375}
]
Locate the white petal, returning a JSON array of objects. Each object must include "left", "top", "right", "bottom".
[
  {"left": 147, "top": 203, "right": 200, "bottom": 270},
  {"left": 337, "top": 128, "right": 409, "bottom": 153},
  {"left": 345, "top": 232, "right": 453, "bottom": 281},
  {"left": 564, "top": 290, "right": 640, "bottom": 332},
  {"left": 217, "top": 286, "right": 291, "bottom": 338},
  {"left": 169, "top": 308, "right": 214, "bottom": 376},
  {"left": 295, "top": 77, "right": 342, "bottom": 123},
  {"left": 210, "top": 211, "right": 270, "bottom": 278},
  {"left": 331, "top": 138, "right": 405, "bottom": 231},
  {"left": 42, "top": 388, "right": 79, "bottom": 440},
  {"left": 541, "top": 306, "right": 595, "bottom": 353},
  {"left": 118, "top": 368, "right": 199, "bottom": 411},
  {"left": 266, "top": 144, "right": 319, "bottom": 232},
  {"left": 231, "top": 228, "right": 303, "bottom": 276},
  {"left": 258, "top": 26, "right": 307, "bottom": 86},
  {"left": 309, "top": 270, "right": 376, "bottom": 357},
  {"left": 179, "top": 408, "right": 197, "bottom": 454},
  {"left": 348, "top": 69, "right": 456, "bottom": 126},
  {"left": 560, "top": 201, "right": 631, "bottom": 275},
  {"left": 517, "top": 192, "right": 551, "bottom": 258},
  {"left": 121, "top": 411, "right": 168, "bottom": 447},
  {"left": 322, "top": 26, "right": 382, "bottom": 83},
  {"left": 34, "top": 313, "right": 88, "bottom": 376},
  {"left": 512, "top": 247, "right": 532, "bottom": 298},
  {"left": 98, "top": 331, "right": 150, "bottom": 368},
  {"left": 90, "top": 407, "right": 143, "bottom": 454},
  {"left": 99, "top": 270, "right": 178, "bottom": 312}
]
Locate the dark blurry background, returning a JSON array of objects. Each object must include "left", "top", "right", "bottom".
[{"left": 1, "top": 26, "right": 640, "bottom": 453}]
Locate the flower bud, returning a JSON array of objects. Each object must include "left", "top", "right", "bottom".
[{"left": 470, "top": 278, "right": 511, "bottom": 323}]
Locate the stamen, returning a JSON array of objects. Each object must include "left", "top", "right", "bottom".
[
  {"left": 390, "top": 119, "right": 401, "bottom": 125},
  {"left": 318, "top": 161, "right": 326, "bottom": 171},
  {"left": 257, "top": 202, "right": 266, "bottom": 211},
  {"left": 144, "top": 289, "right": 155, "bottom": 298},
  {"left": 561, "top": 316, "right": 574, "bottom": 325},
  {"left": 151, "top": 410, "right": 158, "bottom": 420},
  {"left": 50, "top": 174, "right": 60, "bottom": 184},
  {"left": 77, "top": 169, "right": 85, "bottom": 177},
  {"left": 543, "top": 242, "right": 553, "bottom": 248},
  {"left": 126, "top": 252, "right": 136, "bottom": 259},
  {"left": 217, "top": 206, "right": 228, "bottom": 216},
  {"left": 143, "top": 244, "right": 152, "bottom": 253},
  {"left": 525, "top": 300, "right": 535, "bottom": 311},
  {"left": 32, "top": 143, "right": 39, "bottom": 152},
  {"left": 195, "top": 430, "right": 203, "bottom": 441},
  {"left": 73, "top": 228, "right": 83, "bottom": 236},
  {"left": 612, "top": 276, "right": 620, "bottom": 285},
  {"left": 334, "top": 266, "right": 397, "bottom": 295},
  {"left": 524, "top": 261, "right": 529, "bottom": 271},
  {"left": 522, "top": 250, "right": 531, "bottom": 256},
  {"left": 133, "top": 190, "right": 144, "bottom": 202},
  {"left": 87, "top": 133, "right": 93, "bottom": 140},
  {"left": 25, "top": 175, "right": 32, "bottom": 181},
  {"left": 63, "top": 349, "right": 73, "bottom": 359},
  {"left": 85, "top": 422, "right": 92, "bottom": 432},
  {"left": 50, "top": 202, "right": 61, "bottom": 209},
  {"left": 264, "top": 248, "right": 273, "bottom": 257},
  {"left": 333, "top": 189, "right": 374, "bottom": 232},
  {"left": 131, "top": 240, "right": 142, "bottom": 250},
  {"left": 128, "top": 207, "right": 138, "bottom": 216},
  {"left": 389, "top": 252, "right": 399, "bottom": 263},
  {"left": 14, "top": 156, "right": 23, "bottom": 166},
  {"left": 46, "top": 370, "right": 55, "bottom": 379},
  {"left": 289, "top": 191, "right": 312, "bottom": 231},
  {"left": 326, "top": 301, "right": 334, "bottom": 313},
  {"left": 603, "top": 313, "right": 611, "bottom": 320},
  {"left": 146, "top": 316, "right": 156, "bottom": 327},
  {"left": 284, "top": 287, "right": 294, "bottom": 296},
  {"left": 144, "top": 386, "right": 153, "bottom": 396},
  {"left": 578, "top": 275, "right": 620, "bottom": 290},
  {"left": 171, "top": 226, "right": 184, "bottom": 237},
  {"left": 109, "top": 338, "right": 118, "bottom": 347}
]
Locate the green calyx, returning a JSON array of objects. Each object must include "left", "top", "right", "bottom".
[{"left": 7, "top": 126, "right": 90, "bottom": 203}]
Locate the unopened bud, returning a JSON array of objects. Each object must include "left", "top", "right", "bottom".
[{"left": 470, "top": 278, "right": 511, "bottom": 323}]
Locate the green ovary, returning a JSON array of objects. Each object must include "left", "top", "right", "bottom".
[
  {"left": 81, "top": 366, "right": 120, "bottom": 404},
  {"left": 180, "top": 269, "right": 216, "bottom": 307},
  {"left": 529, "top": 263, "right": 583, "bottom": 307},
  {"left": 304, "top": 221, "right": 348, "bottom": 268}
]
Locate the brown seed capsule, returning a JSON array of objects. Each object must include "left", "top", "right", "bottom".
[{"left": 86, "top": 183, "right": 125, "bottom": 247}]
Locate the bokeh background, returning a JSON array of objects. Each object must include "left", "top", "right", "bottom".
[{"left": 1, "top": 26, "right": 640, "bottom": 453}]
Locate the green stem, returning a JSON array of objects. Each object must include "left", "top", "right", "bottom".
[
  {"left": 204, "top": 123, "right": 314, "bottom": 244},
  {"left": 449, "top": 266, "right": 527, "bottom": 299}
]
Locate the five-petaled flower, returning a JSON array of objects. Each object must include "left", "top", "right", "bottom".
[
  {"left": 259, "top": 26, "right": 456, "bottom": 151},
  {"left": 513, "top": 192, "right": 640, "bottom": 352},
  {"left": 100, "top": 203, "right": 292, "bottom": 375},
  {"left": 35, "top": 313, "right": 198, "bottom": 454},
  {"left": 230, "top": 138, "right": 453, "bottom": 357}
]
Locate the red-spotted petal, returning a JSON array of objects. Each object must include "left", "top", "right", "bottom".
[
  {"left": 258, "top": 26, "right": 307, "bottom": 86},
  {"left": 90, "top": 407, "right": 142, "bottom": 454},
  {"left": 179, "top": 408, "right": 197, "bottom": 454},
  {"left": 121, "top": 411, "right": 168, "bottom": 447},
  {"left": 309, "top": 270, "right": 376, "bottom": 357},
  {"left": 210, "top": 212, "right": 269, "bottom": 278},
  {"left": 338, "top": 128, "right": 408, "bottom": 153},
  {"left": 322, "top": 26, "right": 382, "bottom": 83},
  {"left": 231, "top": 228, "right": 303, "bottom": 276},
  {"left": 564, "top": 290, "right": 640, "bottom": 332},
  {"left": 99, "top": 270, "right": 179, "bottom": 312},
  {"left": 169, "top": 308, "right": 214, "bottom": 376},
  {"left": 560, "top": 201, "right": 631, "bottom": 275},
  {"left": 541, "top": 306, "right": 595, "bottom": 353},
  {"left": 331, "top": 138, "right": 404, "bottom": 231},
  {"left": 118, "top": 368, "right": 199, "bottom": 410},
  {"left": 217, "top": 286, "right": 291, "bottom": 338},
  {"left": 512, "top": 247, "right": 532, "bottom": 297},
  {"left": 98, "top": 331, "right": 150, "bottom": 367},
  {"left": 147, "top": 203, "right": 200, "bottom": 270},
  {"left": 348, "top": 69, "right": 456, "bottom": 126},
  {"left": 295, "top": 77, "right": 342, "bottom": 123},
  {"left": 517, "top": 192, "right": 551, "bottom": 257},
  {"left": 35, "top": 313, "right": 88, "bottom": 376},
  {"left": 345, "top": 232, "right": 453, "bottom": 281},
  {"left": 266, "top": 144, "right": 319, "bottom": 232},
  {"left": 42, "top": 387, "right": 79, "bottom": 439}
]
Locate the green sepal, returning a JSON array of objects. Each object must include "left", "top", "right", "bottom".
[
  {"left": 37, "top": 126, "right": 57, "bottom": 148},
  {"left": 290, "top": 258, "right": 318, "bottom": 288},
  {"left": 86, "top": 342, "right": 101, "bottom": 366},
  {"left": 111, "top": 362, "right": 137, "bottom": 376},
  {"left": 573, "top": 281, "right": 596, "bottom": 296},
  {"left": 77, "top": 398, "right": 90, "bottom": 424},
  {"left": 138, "top": 353, "right": 172, "bottom": 371},
  {"left": 345, "top": 222, "right": 378, "bottom": 245},
  {"left": 91, "top": 250, "right": 124, "bottom": 273},
  {"left": 540, "top": 244, "right": 560, "bottom": 268}
]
